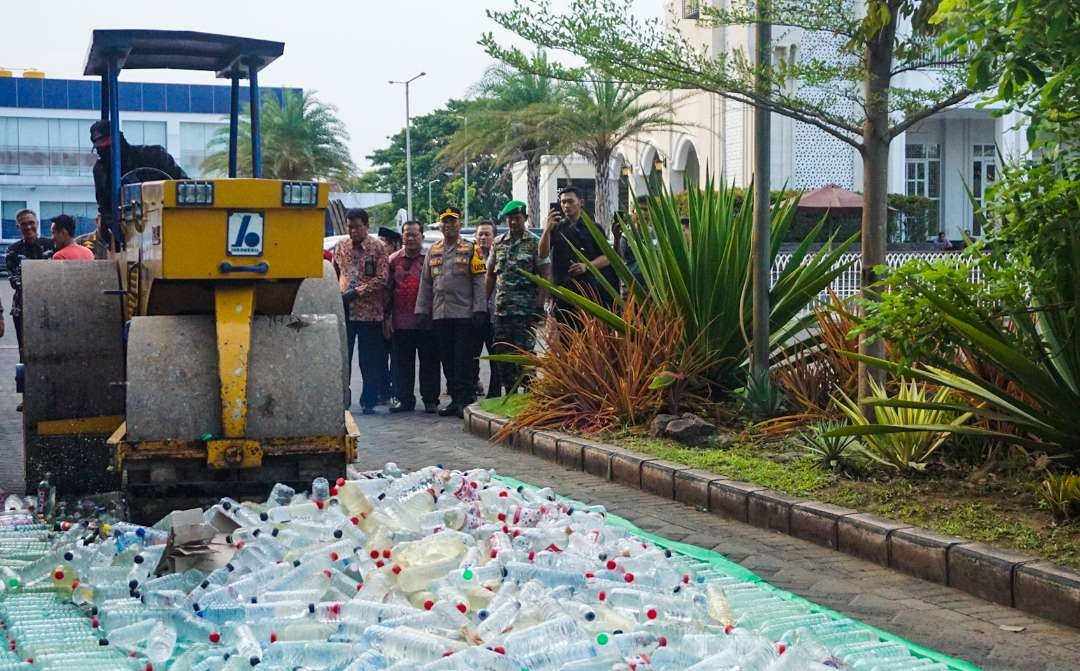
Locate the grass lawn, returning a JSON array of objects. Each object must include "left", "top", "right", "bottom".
[
  {"left": 479, "top": 394, "right": 530, "bottom": 417},
  {"left": 481, "top": 395, "right": 1080, "bottom": 569}
]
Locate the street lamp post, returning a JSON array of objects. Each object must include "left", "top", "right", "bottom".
[
  {"left": 389, "top": 72, "right": 426, "bottom": 220},
  {"left": 454, "top": 114, "right": 469, "bottom": 226},
  {"left": 427, "top": 179, "right": 440, "bottom": 222}
]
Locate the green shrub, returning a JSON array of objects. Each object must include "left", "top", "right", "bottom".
[
  {"left": 735, "top": 372, "right": 787, "bottom": 420},
  {"left": 798, "top": 420, "right": 862, "bottom": 474},
  {"left": 887, "top": 193, "right": 935, "bottom": 241},
  {"left": 1036, "top": 473, "right": 1080, "bottom": 523}
]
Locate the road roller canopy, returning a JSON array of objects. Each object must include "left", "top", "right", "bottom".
[
  {"left": 84, "top": 29, "right": 284, "bottom": 78},
  {"left": 88, "top": 30, "right": 284, "bottom": 246}
]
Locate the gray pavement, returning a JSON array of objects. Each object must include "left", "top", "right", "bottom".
[{"left": 2, "top": 278, "right": 1079, "bottom": 669}]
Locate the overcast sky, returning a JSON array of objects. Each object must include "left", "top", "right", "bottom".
[{"left": 4, "top": 0, "right": 662, "bottom": 169}]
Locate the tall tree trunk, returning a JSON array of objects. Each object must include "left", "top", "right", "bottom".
[
  {"left": 593, "top": 151, "right": 613, "bottom": 231},
  {"left": 857, "top": 9, "right": 897, "bottom": 403},
  {"left": 526, "top": 155, "right": 542, "bottom": 228},
  {"left": 751, "top": 0, "right": 772, "bottom": 383}
]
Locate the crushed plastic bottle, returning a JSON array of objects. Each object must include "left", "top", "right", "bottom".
[{"left": 0, "top": 468, "right": 952, "bottom": 669}]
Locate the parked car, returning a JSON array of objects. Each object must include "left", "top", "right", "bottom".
[{"left": 323, "top": 235, "right": 347, "bottom": 253}]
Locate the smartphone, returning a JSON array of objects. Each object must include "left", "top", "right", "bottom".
[{"left": 549, "top": 202, "right": 562, "bottom": 223}]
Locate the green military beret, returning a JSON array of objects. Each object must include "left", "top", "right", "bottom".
[{"left": 498, "top": 200, "right": 527, "bottom": 220}]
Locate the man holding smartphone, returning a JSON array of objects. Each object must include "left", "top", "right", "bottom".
[{"left": 538, "top": 185, "right": 617, "bottom": 322}]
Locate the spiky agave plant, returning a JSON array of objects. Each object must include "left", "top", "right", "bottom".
[
  {"left": 832, "top": 377, "right": 972, "bottom": 472},
  {"left": 522, "top": 177, "right": 859, "bottom": 393}
]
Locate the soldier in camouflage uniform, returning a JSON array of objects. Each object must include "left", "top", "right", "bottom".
[{"left": 486, "top": 200, "right": 550, "bottom": 394}]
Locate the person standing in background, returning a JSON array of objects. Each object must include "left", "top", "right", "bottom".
[
  {"left": 5, "top": 209, "right": 51, "bottom": 359},
  {"left": 414, "top": 207, "right": 488, "bottom": 418},
  {"left": 332, "top": 208, "right": 389, "bottom": 415},
  {"left": 487, "top": 200, "right": 548, "bottom": 395},
  {"left": 377, "top": 226, "right": 403, "bottom": 405},
  {"left": 472, "top": 221, "right": 497, "bottom": 398},
  {"left": 387, "top": 222, "right": 440, "bottom": 414},
  {"left": 49, "top": 215, "right": 94, "bottom": 261},
  {"left": 538, "top": 185, "right": 617, "bottom": 322}
]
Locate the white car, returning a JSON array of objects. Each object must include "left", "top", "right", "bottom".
[{"left": 323, "top": 234, "right": 347, "bottom": 253}]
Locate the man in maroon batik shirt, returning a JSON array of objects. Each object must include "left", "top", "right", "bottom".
[{"left": 386, "top": 221, "right": 440, "bottom": 414}]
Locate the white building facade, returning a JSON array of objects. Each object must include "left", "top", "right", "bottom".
[
  {"left": 0, "top": 74, "right": 298, "bottom": 245},
  {"left": 511, "top": 1, "right": 1030, "bottom": 241}
]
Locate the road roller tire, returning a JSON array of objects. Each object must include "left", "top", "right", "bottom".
[
  {"left": 125, "top": 312, "right": 346, "bottom": 442},
  {"left": 20, "top": 260, "right": 125, "bottom": 494},
  {"left": 293, "top": 260, "right": 349, "bottom": 407}
]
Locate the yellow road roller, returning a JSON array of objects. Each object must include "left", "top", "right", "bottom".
[{"left": 20, "top": 30, "right": 355, "bottom": 513}]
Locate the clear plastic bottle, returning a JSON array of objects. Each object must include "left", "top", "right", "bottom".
[
  {"left": 267, "top": 483, "right": 296, "bottom": 507},
  {"left": 312, "top": 477, "right": 331, "bottom": 502},
  {"left": 230, "top": 623, "right": 263, "bottom": 666},
  {"left": 146, "top": 619, "right": 177, "bottom": 663},
  {"left": 362, "top": 624, "right": 468, "bottom": 663}
]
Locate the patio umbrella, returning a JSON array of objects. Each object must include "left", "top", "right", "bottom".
[{"left": 798, "top": 184, "right": 864, "bottom": 211}]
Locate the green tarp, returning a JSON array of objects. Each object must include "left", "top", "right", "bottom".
[{"left": 494, "top": 474, "right": 982, "bottom": 671}]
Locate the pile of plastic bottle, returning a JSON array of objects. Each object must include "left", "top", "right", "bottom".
[{"left": 0, "top": 464, "right": 958, "bottom": 670}]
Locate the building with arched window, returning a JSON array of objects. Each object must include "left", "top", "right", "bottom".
[{"left": 510, "top": 1, "right": 1030, "bottom": 242}]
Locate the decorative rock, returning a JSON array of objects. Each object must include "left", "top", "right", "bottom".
[
  {"left": 651, "top": 412, "right": 716, "bottom": 445},
  {"left": 649, "top": 414, "right": 680, "bottom": 437}
]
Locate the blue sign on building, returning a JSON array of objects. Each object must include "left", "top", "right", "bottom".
[{"left": 0, "top": 77, "right": 297, "bottom": 114}]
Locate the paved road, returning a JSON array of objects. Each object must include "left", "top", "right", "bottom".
[{"left": 2, "top": 279, "right": 1079, "bottom": 669}]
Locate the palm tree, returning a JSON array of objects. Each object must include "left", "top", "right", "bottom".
[
  {"left": 440, "top": 56, "right": 566, "bottom": 227},
  {"left": 555, "top": 79, "right": 677, "bottom": 230},
  {"left": 204, "top": 90, "right": 354, "bottom": 180}
]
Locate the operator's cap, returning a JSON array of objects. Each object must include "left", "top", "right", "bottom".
[
  {"left": 377, "top": 226, "right": 401, "bottom": 244},
  {"left": 498, "top": 200, "right": 527, "bottom": 220},
  {"left": 89, "top": 120, "right": 112, "bottom": 145},
  {"left": 438, "top": 206, "right": 462, "bottom": 221}
]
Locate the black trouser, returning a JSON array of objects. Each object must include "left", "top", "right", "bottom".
[
  {"left": 474, "top": 320, "right": 500, "bottom": 398},
  {"left": 434, "top": 318, "right": 478, "bottom": 408},
  {"left": 345, "top": 320, "right": 386, "bottom": 410},
  {"left": 390, "top": 328, "right": 440, "bottom": 409},
  {"left": 12, "top": 313, "right": 23, "bottom": 362},
  {"left": 382, "top": 337, "right": 394, "bottom": 400}
]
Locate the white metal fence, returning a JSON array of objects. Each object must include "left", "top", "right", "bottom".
[{"left": 771, "top": 251, "right": 983, "bottom": 308}]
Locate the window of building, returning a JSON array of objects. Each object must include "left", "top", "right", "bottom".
[
  {"left": 905, "top": 143, "right": 941, "bottom": 235},
  {"left": 39, "top": 202, "right": 98, "bottom": 236},
  {"left": 0, "top": 116, "right": 96, "bottom": 176},
  {"left": 179, "top": 122, "right": 226, "bottom": 178},
  {"left": 971, "top": 144, "right": 996, "bottom": 237},
  {"left": 121, "top": 120, "right": 167, "bottom": 147},
  {"left": 17, "top": 118, "right": 49, "bottom": 176},
  {"left": 1, "top": 200, "right": 27, "bottom": 240},
  {"left": 48, "top": 118, "right": 95, "bottom": 177},
  {"left": 681, "top": 0, "right": 700, "bottom": 19},
  {"left": 0, "top": 118, "right": 18, "bottom": 175}
]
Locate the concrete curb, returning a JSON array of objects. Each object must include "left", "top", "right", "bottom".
[{"left": 463, "top": 404, "right": 1080, "bottom": 629}]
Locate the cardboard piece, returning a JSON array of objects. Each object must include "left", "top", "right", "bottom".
[{"left": 155, "top": 508, "right": 238, "bottom": 576}]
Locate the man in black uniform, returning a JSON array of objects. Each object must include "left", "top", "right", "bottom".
[
  {"left": 4, "top": 209, "right": 53, "bottom": 360},
  {"left": 538, "top": 185, "right": 617, "bottom": 323},
  {"left": 90, "top": 120, "right": 188, "bottom": 247}
]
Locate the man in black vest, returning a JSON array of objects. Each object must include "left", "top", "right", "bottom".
[{"left": 90, "top": 120, "right": 188, "bottom": 248}]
